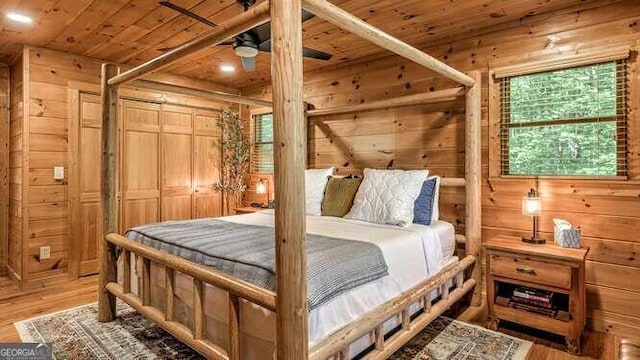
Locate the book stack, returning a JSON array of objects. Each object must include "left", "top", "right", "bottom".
[
  {"left": 495, "top": 286, "right": 558, "bottom": 318},
  {"left": 510, "top": 287, "right": 556, "bottom": 317}
]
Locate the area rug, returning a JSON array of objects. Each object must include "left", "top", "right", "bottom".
[{"left": 15, "top": 302, "right": 532, "bottom": 359}]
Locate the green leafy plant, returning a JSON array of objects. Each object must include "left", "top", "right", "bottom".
[{"left": 213, "top": 109, "right": 250, "bottom": 213}]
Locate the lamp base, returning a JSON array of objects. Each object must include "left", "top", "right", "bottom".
[{"left": 521, "top": 236, "right": 546, "bottom": 244}]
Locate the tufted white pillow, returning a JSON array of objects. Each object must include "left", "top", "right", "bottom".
[
  {"left": 346, "top": 168, "right": 429, "bottom": 226},
  {"left": 305, "top": 167, "right": 334, "bottom": 215}
]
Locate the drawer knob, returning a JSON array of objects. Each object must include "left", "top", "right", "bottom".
[{"left": 516, "top": 266, "right": 537, "bottom": 275}]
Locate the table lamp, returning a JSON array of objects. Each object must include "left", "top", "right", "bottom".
[
  {"left": 522, "top": 188, "right": 545, "bottom": 244},
  {"left": 255, "top": 178, "right": 270, "bottom": 208}
]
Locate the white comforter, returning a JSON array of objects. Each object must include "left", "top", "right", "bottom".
[{"left": 223, "top": 210, "right": 450, "bottom": 345}]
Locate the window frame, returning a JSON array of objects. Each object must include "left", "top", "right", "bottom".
[
  {"left": 250, "top": 107, "right": 274, "bottom": 174},
  {"left": 488, "top": 46, "right": 631, "bottom": 181}
]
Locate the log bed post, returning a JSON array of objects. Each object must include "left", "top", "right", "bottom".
[
  {"left": 98, "top": 63, "right": 120, "bottom": 322},
  {"left": 465, "top": 70, "right": 482, "bottom": 306},
  {"left": 270, "top": 0, "right": 308, "bottom": 358}
]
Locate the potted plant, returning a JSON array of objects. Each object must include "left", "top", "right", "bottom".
[{"left": 214, "top": 109, "right": 250, "bottom": 215}]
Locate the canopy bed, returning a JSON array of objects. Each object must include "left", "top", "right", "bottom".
[{"left": 97, "top": 0, "right": 482, "bottom": 359}]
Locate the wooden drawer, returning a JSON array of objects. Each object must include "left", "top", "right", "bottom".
[{"left": 490, "top": 252, "right": 572, "bottom": 289}]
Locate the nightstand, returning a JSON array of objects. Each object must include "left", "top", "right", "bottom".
[
  {"left": 234, "top": 206, "right": 264, "bottom": 214},
  {"left": 484, "top": 235, "right": 589, "bottom": 354}
]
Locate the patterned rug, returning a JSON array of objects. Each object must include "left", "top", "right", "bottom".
[{"left": 15, "top": 302, "right": 532, "bottom": 359}]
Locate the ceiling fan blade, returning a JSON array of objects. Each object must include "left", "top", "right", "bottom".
[
  {"left": 251, "top": 9, "right": 315, "bottom": 46},
  {"left": 302, "top": 9, "right": 315, "bottom": 23},
  {"left": 159, "top": 1, "right": 217, "bottom": 27},
  {"left": 252, "top": 22, "right": 272, "bottom": 44},
  {"left": 302, "top": 47, "right": 333, "bottom": 60},
  {"left": 240, "top": 56, "right": 256, "bottom": 72},
  {"left": 257, "top": 39, "right": 332, "bottom": 61},
  {"left": 219, "top": 40, "right": 235, "bottom": 46},
  {"left": 257, "top": 39, "right": 271, "bottom": 52}
]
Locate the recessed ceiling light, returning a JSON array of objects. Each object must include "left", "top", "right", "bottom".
[
  {"left": 6, "top": 12, "right": 33, "bottom": 24},
  {"left": 220, "top": 64, "right": 235, "bottom": 73}
]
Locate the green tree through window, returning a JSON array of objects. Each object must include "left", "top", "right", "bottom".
[
  {"left": 253, "top": 113, "right": 274, "bottom": 173},
  {"left": 501, "top": 61, "right": 626, "bottom": 176}
]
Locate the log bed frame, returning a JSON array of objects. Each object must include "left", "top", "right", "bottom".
[{"left": 97, "top": 0, "right": 482, "bottom": 359}]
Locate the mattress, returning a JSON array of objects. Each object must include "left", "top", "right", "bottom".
[
  {"left": 120, "top": 210, "right": 458, "bottom": 357},
  {"left": 223, "top": 210, "right": 456, "bottom": 346}
]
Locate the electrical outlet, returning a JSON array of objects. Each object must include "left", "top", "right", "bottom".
[
  {"left": 39, "top": 246, "right": 51, "bottom": 261},
  {"left": 54, "top": 166, "right": 64, "bottom": 180}
]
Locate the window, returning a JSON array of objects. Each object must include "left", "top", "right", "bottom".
[
  {"left": 500, "top": 60, "right": 627, "bottom": 176},
  {"left": 252, "top": 113, "right": 274, "bottom": 173}
]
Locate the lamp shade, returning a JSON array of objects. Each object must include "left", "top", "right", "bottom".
[
  {"left": 522, "top": 188, "right": 541, "bottom": 216},
  {"left": 256, "top": 179, "right": 267, "bottom": 195}
]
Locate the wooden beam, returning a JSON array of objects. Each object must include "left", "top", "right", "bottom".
[
  {"left": 106, "top": 233, "right": 276, "bottom": 311},
  {"left": 193, "top": 279, "right": 204, "bottom": 340},
  {"left": 122, "top": 249, "right": 131, "bottom": 293},
  {"left": 465, "top": 70, "right": 482, "bottom": 306},
  {"left": 130, "top": 79, "right": 272, "bottom": 108},
  {"left": 98, "top": 63, "right": 119, "bottom": 322},
  {"left": 271, "top": 0, "right": 308, "bottom": 357},
  {"left": 301, "top": 0, "right": 475, "bottom": 87},
  {"left": 108, "top": 1, "right": 270, "bottom": 86},
  {"left": 165, "top": 267, "right": 175, "bottom": 321},
  {"left": 440, "top": 177, "right": 466, "bottom": 187},
  {"left": 306, "top": 87, "right": 464, "bottom": 116},
  {"left": 228, "top": 294, "right": 241, "bottom": 360}
]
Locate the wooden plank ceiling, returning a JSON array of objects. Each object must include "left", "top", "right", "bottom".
[{"left": 0, "top": 0, "right": 607, "bottom": 90}]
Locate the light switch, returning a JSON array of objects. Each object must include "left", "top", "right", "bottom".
[
  {"left": 54, "top": 166, "right": 64, "bottom": 180},
  {"left": 39, "top": 246, "right": 51, "bottom": 261}
]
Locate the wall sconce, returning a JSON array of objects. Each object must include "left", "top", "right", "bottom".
[
  {"left": 256, "top": 178, "right": 271, "bottom": 208},
  {"left": 521, "top": 188, "right": 545, "bottom": 244}
]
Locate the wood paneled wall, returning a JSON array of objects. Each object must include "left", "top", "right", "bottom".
[
  {"left": 242, "top": 0, "right": 640, "bottom": 338},
  {"left": 8, "top": 53, "right": 24, "bottom": 282},
  {"left": 8, "top": 46, "right": 236, "bottom": 287},
  {"left": 0, "top": 64, "right": 8, "bottom": 277}
]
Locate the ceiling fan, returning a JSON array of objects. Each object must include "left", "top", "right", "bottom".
[{"left": 159, "top": 0, "right": 333, "bottom": 72}]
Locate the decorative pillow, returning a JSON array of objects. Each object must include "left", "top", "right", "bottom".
[
  {"left": 345, "top": 168, "right": 429, "bottom": 226},
  {"left": 321, "top": 177, "right": 363, "bottom": 217},
  {"left": 413, "top": 176, "right": 440, "bottom": 225},
  {"left": 305, "top": 167, "right": 334, "bottom": 216}
]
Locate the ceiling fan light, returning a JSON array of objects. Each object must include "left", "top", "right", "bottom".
[
  {"left": 220, "top": 64, "right": 235, "bottom": 73},
  {"left": 234, "top": 45, "right": 258, "bottom": 58}
]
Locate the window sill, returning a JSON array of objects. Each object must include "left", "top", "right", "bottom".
[{"left": 498, "top": 175, "right": 629, "bottom": 181}]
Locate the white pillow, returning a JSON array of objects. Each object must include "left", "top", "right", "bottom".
[
  {"left": 305, "top": 167, "right": 334, "bottom": 215},
  {"left": 430, "top": 175, "right": 440, "bottom": 223},
  {"left": 346, "top": 168, "right": 429, "bottom": 226}
]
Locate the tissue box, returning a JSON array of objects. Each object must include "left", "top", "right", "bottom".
[
  {"left": 557, "top": 228, "right": 581, "bottom": 248},
  {"left": 553, "top": 218, "right": 581, "bottom": 248}
]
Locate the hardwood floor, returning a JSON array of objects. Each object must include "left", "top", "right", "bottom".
[
  {"left": 0, "top": 276, "right": 97, "bottom": 343},
  {"left": 0, "top": 277, "right": 620, "bottom": 359}
]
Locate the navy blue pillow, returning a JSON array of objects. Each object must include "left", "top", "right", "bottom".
[{"left": 413, "top": 177, "right": 437, "bottom": 225}]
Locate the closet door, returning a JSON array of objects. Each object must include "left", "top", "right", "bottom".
[
  {"left": 75, "top": 93, "right": 102, "bottom": 276},
  {"left": 193, "top": 109, "right": 222, "bottom": 218},
  {"left": 161, "top": 104, "right": 193, "bottom": 221},
  {"left": 122, "top": 100, "right": 160, "bottom": 230}
]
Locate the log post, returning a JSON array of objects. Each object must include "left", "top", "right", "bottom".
[
  {"left": 465, "top": 70, "right": 482, "bottom": 306},
  {"left": 98, "top": 63, "right": 120, "bottom": 322},
  {"left": 270, "top": 0, "right": 308, "bottom": 358}
]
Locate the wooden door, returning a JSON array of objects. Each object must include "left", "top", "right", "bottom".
[
  {"left": 122, "top": 100, "right": 160, "bottom": 230},
  {"left": 161, "top": 104, "right": 193, "bottom": 221},
  {"left": 193, "top": 109, "right": 222, "bottom": 218},
  {"left": 75, "top": 93, "right": 102, "bottom": 276}
]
